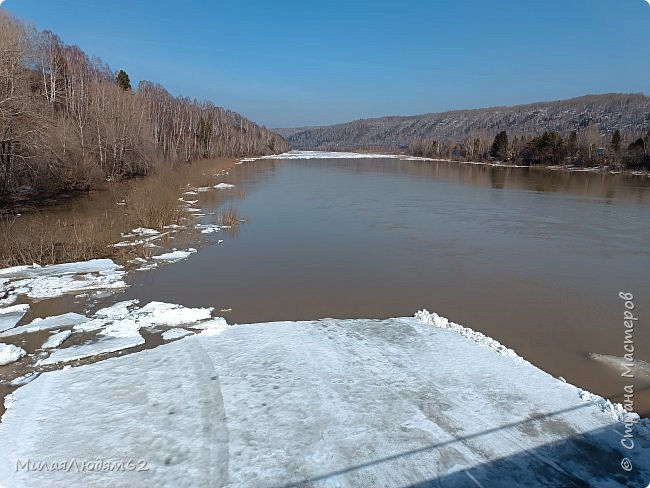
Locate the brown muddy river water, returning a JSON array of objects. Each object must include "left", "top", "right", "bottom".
[{"left": 7, "top": 156, "right": 650, "bottom": 416}]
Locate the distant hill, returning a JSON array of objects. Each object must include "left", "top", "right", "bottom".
[{"left": 278, "top": 94, "right": 650, "bottom": 150}]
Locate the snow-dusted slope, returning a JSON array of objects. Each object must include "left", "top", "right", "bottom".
[{"left": 0, "top": 316, "right": 648, "bottom": 487}]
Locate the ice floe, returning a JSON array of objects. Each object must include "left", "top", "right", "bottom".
[
  {"left": 35, "top": 301, "right": 216, "bottom": 366},
  {"left": 195, "top": 223, "right": 220, "bottom": 234},
  {"left": 0, "top": 313, "right": 88, "bottom": 337},
  {"left": 0, "top": 259, "right": 126, "bottom": 301},
  {"left": 1, "top": 315, "right": 647, "bottom": 487},
  {"left": 41, "top": 330, "right": 72, "bottom": 349},
  {"left": 0, "top": 343, "right": 26, "bottom": 365},
  {"left": 0, "top": 304, "right": 29, "bottom": 332},
  {"left": 151, "top": 248, "right": 197, "bottom": 262},
  {"left": 214, "top": 182, "right": 235, "bottom": 189}
]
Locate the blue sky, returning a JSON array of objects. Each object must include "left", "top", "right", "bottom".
[{"left": 2, "top": 0, "right": 649, "bottom": 127}]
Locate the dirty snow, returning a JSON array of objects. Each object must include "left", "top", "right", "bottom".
[
  {"left": 1, "top": 314, "right": 647, "bottom": 487},
  {"left": 0, "top": 343, "right": 26, "bottom": 365},
  {"left": 0, "top": 304, "right": 29, "bottom": 332}
]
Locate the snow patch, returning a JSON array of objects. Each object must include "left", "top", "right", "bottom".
[
  {"left": 161, "top": 328, "right": 194, "bottom": 340},
  {"left": 214, "top": 183, "right": 235, "bottom": 189},
  {"left": 0, "top": 343, "right": 26, "bottom": 365},
  {"left": 0, "top": 304, "right": 29, "bottom": 332}
]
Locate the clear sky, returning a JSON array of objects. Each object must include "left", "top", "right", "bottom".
[{"left": 2, "top": 0, "right": 649, "bottom": 127}]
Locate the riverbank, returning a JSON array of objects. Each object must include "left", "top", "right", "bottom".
[{"left": 0, "top": 158, "right": 241, "bottom": 268}]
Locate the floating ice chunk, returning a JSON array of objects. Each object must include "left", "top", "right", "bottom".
[
  {"left": 214, "top": 183, "right": 235, "bottom": 189},
  {"left": 0, "top": 259, "right": 127, "bottom": 301},
  {"left": 161, "top": 328, "right": 194, "bottom": 340},
  {"left": 195, "top": 224, "right": 220, "bottom": 234},
  {"left": 137, "top": 301, "right": 213, "bottom": 327},
  {"left": 95, "top": 300, "right": 140, "bottom": 319},
  {"left": 163, "top": 224, "right": 185, "bottom": 230},
  {"left": 0, "top": 343, "right": 26, "bottom": 365},
  {"left": 37, "top": 336, "right": 144, "bottom": 366},
  {"left": 0, "top": 313, "right": 88, "bottom": 337},
  {"left": 589, "top": 353, "right": 650, "bottom": 378},
  {"left": 183, "top": 190, "right": 199, "bottom": 196},
  {"left": 195, "top": 187, "right": 212, "bottom": 192},
  {"left": 131, "top": 227, "right": 160, "bottom": 236},
  {"left": 151, "top": 248, "right": 197, "bottom": 262},
  {"left": 42, "top": 330, "right": 72, "bottom": 349},
  {"left": 179, "top": 198, "right": 199, "bottom": 204},
  {"left": 0, "top": 259, "right": 121, "bottom": 280},
  {"left": 0, "top": 304, "right": 29, "bottom": 332}
]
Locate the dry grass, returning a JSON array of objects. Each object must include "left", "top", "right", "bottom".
[
  {"left": 128, "top": 172, "right": 185, "bottom": 230},
  {"left": 219, "top": 206, "right": 240, "bottom": 227},
  {"left": 0, "top": 214, "right": 121, "bottom": 267}
]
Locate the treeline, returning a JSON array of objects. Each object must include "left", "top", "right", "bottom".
[
  {"left": 0, "top": 12, "right": 289, "bottom": 205},
  {"left": 408, "top": 128, "right": 650, "bottom": 169},
  {"left": 284, "top": 93, "right": 650, "bottom": 156}
]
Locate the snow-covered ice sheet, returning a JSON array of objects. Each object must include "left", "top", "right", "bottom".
[
  {"left": 0, "top": 343, "right": 26, "bottom": 365},
  {"left": 1, "top": 315, "right": 648, "bottom": 487},
  {"left": 0, "top": 313, "right": 87, "bottom": 337},
  {"left": 161, "top": 328, "right": 194, "bottom": 340},
  {"left": 41, "top": 330, "right": 72, "bottom": 349},
  {"left": 0, "top": 304, "right": 29, "bottom": 332},
  {"left": 238, "top": 150, "right": 415, "bottom": 161},
  {"left": 0, "top": 259, "right": 126, "bottom": 301}
]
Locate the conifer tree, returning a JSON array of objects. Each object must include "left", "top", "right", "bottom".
[
  {"left": 490, "top": 131, "right": 509, "bottom": 160},
  {"left": 116, "top": 70, "right": 131, "bottom": 91}
]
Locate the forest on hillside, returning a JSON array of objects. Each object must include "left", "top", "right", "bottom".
[
  {"left": 0, "top": 12, "right": 289, "bottom": 206},
  {"left": 282, "top": 94, "right": 650, "bottom": 169}
]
